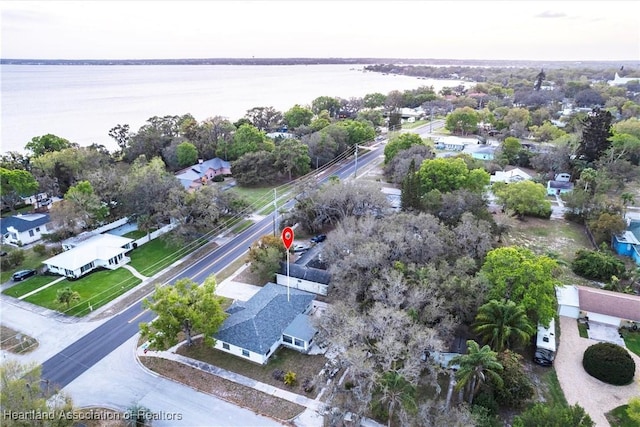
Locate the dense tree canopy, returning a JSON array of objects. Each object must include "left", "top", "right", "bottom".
[
  {"left": 418, "top": 157, "right": 490, "bottom": 194},
  {"left": 383, "top": 133, "right": 425, "bottom": 164},
  {"left": 492, "top": 181, "right": 551, "bottom": 218},
  {"left": 481, "top": 246, "right": 559, "bottom": 327},
  {"left": 140, "top": 276, "right": 226, "bottom": 349},
  {"left": 25, "top": 134, "right": 74, "bottom": 157},
  {"left": 445, "top": 107, "right": 479, "bottom": 135},
  {"left": 283, "top": 104, "right": 313, "bottom": 129}
]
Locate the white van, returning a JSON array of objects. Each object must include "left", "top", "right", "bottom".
[{"left": 534, "top": 318, "right": 556, "bottom": 366}]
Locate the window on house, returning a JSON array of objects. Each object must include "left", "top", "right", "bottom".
[
  {"left": 35, "top": 227, "right": 40, "bottom": 232},
  {"left": 242, "top": 349, "right": 250, "bottom": 357},
  {"left": 29, "top": 230, "right": 34, "bottom": 237},
  {"left": 282, "top": 335, "right": 293, "bottom": 344},
  {"left": 265, "top": 349, "right": 270, "bottom": 356},
  {"left": 294, "top": 338, "right": 304, "bottom": 347},
  {"left": 222, "top": 343, "right": 230, "bottom": 350}
]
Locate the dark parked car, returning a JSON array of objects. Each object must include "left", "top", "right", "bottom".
[
  {"left": 533, "top": 348, "right": 555, "bottom": 366},
  {"left": 12, "top": 269, "right": 36, "bottom": 281},
  {"left": 310, "top": 234, "right": 327, "bottom": 243}
]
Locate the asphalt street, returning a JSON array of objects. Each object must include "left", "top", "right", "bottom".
[{"left": 40, "top": 144, "right": 386, "bottom": 390}]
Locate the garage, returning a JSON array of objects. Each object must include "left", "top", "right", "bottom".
[{"left": 556, "top": 285, "right": 580, "bottom": 319}]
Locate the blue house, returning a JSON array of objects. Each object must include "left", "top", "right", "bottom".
[{"left": 612, "top": 220, "right": 640, "bottom": 266}]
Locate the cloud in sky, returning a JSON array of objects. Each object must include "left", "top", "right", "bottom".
[
  {"left": 534, "top": 10, "right": 568, "bottom": 18},
  {"left": 1, "top": 1, "right": 639, "bottom": 61}
]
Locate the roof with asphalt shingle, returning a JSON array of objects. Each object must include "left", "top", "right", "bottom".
[
  {"left": 1, "top": 213, "right": 50, "bottom": 234},
  {"left": 278, "top": 262, "right": 331, "bottom": 285},
  {"left": 577, "top": 285, "right": 640, "bottom": 322},
  {"left": 215, "top": 282, "right": 315, "bottom": 354}
]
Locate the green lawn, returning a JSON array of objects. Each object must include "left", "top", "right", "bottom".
[
  {"left": 128, "top": 236, "right": 205, "bottom": 277},
  {"left": 2, "top": 275, "right": 59, "bottom": 298},
  {"left": 606, "top": 404, "right": 639, "bottom": 427},
  {"left": 123, "top": 229, "right": 147, "bottom": 239},
  {"left": 400, "top": 119, "right": 428, "bottom": 129},
  {"left": 578, "top": 322, "right": 589, "bottom": 338},
  {"left": 621, "top": 329, "right": 640, "bottom": 357},
  {"left": 23, "top": 268, "right": 141, "bottom": 317},
  {"left": 540, "top": 369, "right": 568, "bottom": 407},
  {"left": 0, "top": 246, "right": 53, "bottom": 283},
  {"left": 228, "top": 186, "right": 277, "bottom": 210}
]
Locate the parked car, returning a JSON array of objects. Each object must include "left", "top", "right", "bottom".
[
  {"left": 533, "top": 348, "right": 555, "bottom": 367},
  {"left": 293, "top": 244, "right": 310, "bottom": 253},
  {"left": 12, "top": 269, "right": 36, "bottom": 281},
  {"left": 310, "top": 234, "right": 327, "bottom": 243}
]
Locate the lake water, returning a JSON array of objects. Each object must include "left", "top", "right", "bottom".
[{"left": 1, "top": 64, "right": 466, "bottom": 154}]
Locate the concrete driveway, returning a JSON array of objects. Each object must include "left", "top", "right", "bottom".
[{"left": 555, "top": 316, "right": 640, "bottom": 427}]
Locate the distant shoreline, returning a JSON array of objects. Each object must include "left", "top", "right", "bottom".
[{"left": 2, "top": 58, "right": 639, "bottom": 68}]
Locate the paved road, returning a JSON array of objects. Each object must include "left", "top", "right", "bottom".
[{"left": 41, "top": 144, "right": 386, "bottom": 390}]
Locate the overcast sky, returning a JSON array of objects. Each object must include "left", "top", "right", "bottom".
[{"left": 1, "top": 1, "right": 639, "bottom": 61}]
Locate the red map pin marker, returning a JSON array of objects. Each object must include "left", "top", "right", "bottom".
[{"left": 281, "top": 227, "right": 294, "bottom": 250}]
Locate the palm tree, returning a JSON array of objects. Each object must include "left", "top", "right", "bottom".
[
  {"left": 376, "top": 370, "right": 417, "bottom": 427},
  {"left": 56, "top": 287, "right": 80, "bottom": 309},
  {"left": 449, "top": 340, "right": 503, "bottom": 404},
  {"left": 473, "top": 299, "right": 535, "bottom": 353},
  {"left": 125, "top": 403, "right": 153, "bottom": 427}
]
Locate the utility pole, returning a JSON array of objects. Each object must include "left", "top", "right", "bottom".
[
  {"left": 354, "top": 144, "right": 358, "bottom": 178},
  {"left": 430, "top": 106, "right": 434, "bottom": 133}
]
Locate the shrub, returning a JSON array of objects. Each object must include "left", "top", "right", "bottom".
[
  {"left": 583, "top": 342, "right": 635, "bottom": 385},
  {"left": 283, "top": 371, "right": 297, "bottom": 386},
  {"left": 301, "top": 378, "right": 314, "bottom": 393},
  {"left": 474, "top": 391, "right": 499, "bottom": 416},
  {"left": 212, "top": 175, "right": 224, "bottom": 182},
  {"left": 32, "top": 244, "right": 47, "bottom": 256},
  {"left": 272, "top": 369, "right": 284, "bottom": 382},
  {"left": 572, "top": 249, "right": 626, "bottom": 282},
  {"left": 1, "top": 249, "right": 25, "bottom": 270}
]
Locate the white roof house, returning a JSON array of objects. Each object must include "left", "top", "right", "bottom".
[
  {"left": 490, "top": 168, "right": 533, "bottom": 184},
  {"left": 43, "top": 234, "right": 134, "bottom": 279},
  {"left": 608, "top": 73, "right": 639, "bottom": 86}
]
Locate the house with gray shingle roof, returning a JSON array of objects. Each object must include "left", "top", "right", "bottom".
[
  {"left": 276, "top": 262, "right": 331, "bottom": 296},
  {"left": 175, "top": 157, "right": 231, "bottom": 190},
  {"left": 213, "top": 282, "right": 317, "bottom": 364},
  {"left": 1, "top": 213, "right": 51, "bottom": 245}
]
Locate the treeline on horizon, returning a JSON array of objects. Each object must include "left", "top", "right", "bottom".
[{"left": 2, "top": 57, "right": 640, "bottom": 68}]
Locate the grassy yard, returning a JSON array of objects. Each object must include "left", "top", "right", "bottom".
[
  {"left": 122, "top": 229, "right": 147, "bottom": 239},
  {"left": 23, "top": 268, "right": 141, "bottom": 317},
  {"left": 0, "top": 245, "right": 53, "bottom": 283},
  {"left": 128, "top": 236, "right": 206, "bottom": 277},
  {"left": 228, "top": 186, "right": 278, "bottom": 210},
  {"left": 1, "top": 275, "right": 59, "bottom": 298},
  {"left": 606, "top": 404, "right": 638, "bottom": 427},
  {"left": 620, "top": 329, "right": 640, "bottom": 357},
  {"left": 498, "top": 215, "right": 596, "bottom": 286},
  {"left": 400, "top": 119, "right": 428, "bottom": 129},
  {"left": 577, "top": 322, "right": 589, "bottom": 338},
  {"left": 177, "top": 340, "right": 328, "bottom": 398},
  {"left": 539, "top": 369, "right": 568, "bottom": 407}
]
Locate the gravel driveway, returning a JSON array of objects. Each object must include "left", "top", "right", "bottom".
[{"left": 555, "top": 316, "right": 640, "bottom": 427}]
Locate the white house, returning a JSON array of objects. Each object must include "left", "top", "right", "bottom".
[
  {"left": 1, "top": 213, "right": 51, "bottom": 245},
  {"left": 43, "top": 233, "right": 134, "bottom": 279},
  {"left": 490, "top": 168, "right": 533, "bottom": 184},
  {"left": 577, "top": 286, "right": 640, "bottom": 328},
  {"left": 214, "top": 282, "right": 316, "bottom": 364},
  {"left": 556, "top": 285, "right": 580, "bottom": 319},
  {"left": 608, "top": 72, "right": 639, "bottom": 87},
  {"left": 276, "top": 262, "right": 331, "bottom": 296}
]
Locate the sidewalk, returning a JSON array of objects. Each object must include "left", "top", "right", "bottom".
[{"left": 139, "top": 347, "right": 326, "bottom": 413}]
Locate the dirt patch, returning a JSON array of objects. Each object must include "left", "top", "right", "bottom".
[
  {"left": 0, "top": 324, "right": 38, "bottom": 354},
  {"left": 232, "top": 265, "right": 265, "bottom": 286},
  {"left": 140, "top": 357, "right": 303, "bottom": 423}
]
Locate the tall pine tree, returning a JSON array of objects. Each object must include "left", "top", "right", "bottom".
[
  {"left": 401, "top": 159, "right": 421, "bottom": 211},
  {"left": 575, "top": 107, "right": 613, "bottom": 165}
]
